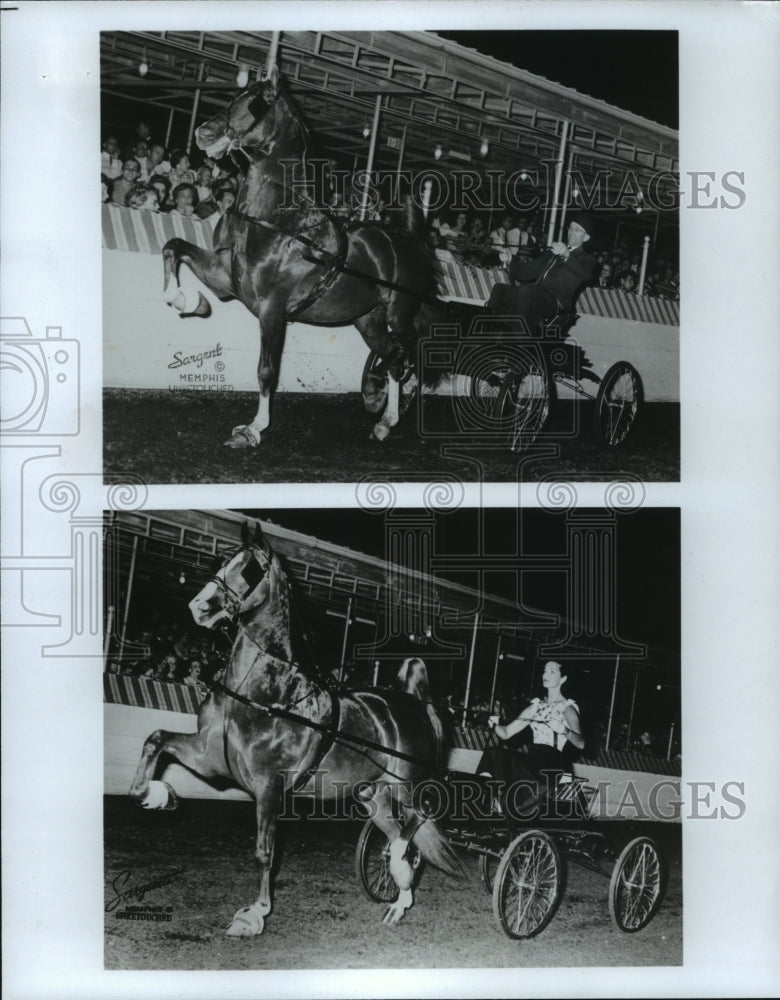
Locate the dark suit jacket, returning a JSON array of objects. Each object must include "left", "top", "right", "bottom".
[{"left": 508, "top": 245, "right": 597, "bottom": 310}]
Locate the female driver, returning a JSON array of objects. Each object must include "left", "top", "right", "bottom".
[{"left": 480, "top": 660, "right": 585, "bottom": 815}]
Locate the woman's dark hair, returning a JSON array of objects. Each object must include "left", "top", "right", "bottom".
[
  {"left": 169, "top": 148, "right": 188, "bottom": 170},
  {"left": 171, "top": 182, "right": 198, "bottom": 206}
]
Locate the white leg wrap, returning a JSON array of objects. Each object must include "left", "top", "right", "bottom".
[
  {"left": 141, "top": 779, "right": 169, "bottom": 810},
  {"left": 388, "top": 837, "right": 413, "bottom": 890},
  {"left": 163, "top": 276, "right": 181, "bottom": 305}
]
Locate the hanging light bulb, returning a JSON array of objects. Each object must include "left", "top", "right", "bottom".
[
  {"left": 434, "top": 143, "right": 443, "bottom": 160},
  {"left": 520, "top": 170, "right": 529, "bottom": 181},
  {"left": 479, "top": 139, "right": 489, "bottom": 157},
  {"left": 573, "top": 185, "right": 581, "bottom": 202},
  {"left": 138, "top": 51, "right": 149, "bottom": 77},
  {"left": 178, "top": 571, "right": 186, "bottom": 585},
  {"left": 236, "top": 64, "right": 249, "bottom": 88},
  {"left": 362, "top": 124, "right": 371, "bottom": 139}
]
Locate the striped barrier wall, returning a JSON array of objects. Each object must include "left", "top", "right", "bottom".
[
  {"left": 102, "top": 205, "right": 678, "bottom": 326},
  {"left": 103, "top": 672, "right": 203, "bottom": 715},
  {"left": 103, "top": 675, "right": 678, "bottom": 777}
]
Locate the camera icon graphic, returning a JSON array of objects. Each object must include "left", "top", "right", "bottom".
[
  {"left": 0, "top": 317, "right": 80, "bottom": 436},
  {"left": 418, "top": 314, "right": 554, "bottom": 444}
]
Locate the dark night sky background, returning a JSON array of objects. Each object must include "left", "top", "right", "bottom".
[
  {"left": 438, "top": 31, "right": 679, "bottom": 130},
  {"left": 250, "top": 507, "right": 680, "bottom": 663}
]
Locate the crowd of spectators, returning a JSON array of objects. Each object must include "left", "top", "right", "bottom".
[
  {"left": 103, "top": 119, "right": 679, "bottom": 301},
  {"left": 104, "top": 618, "right": 231, "bottom": 701},
  {"left": 101, "top": 121, "right": 237, "bottom": 222}
]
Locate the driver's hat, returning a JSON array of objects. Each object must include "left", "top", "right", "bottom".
[{"left": 569, "top": 212, "right": 596, "bottom": 238}]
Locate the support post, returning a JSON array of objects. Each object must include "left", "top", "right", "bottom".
[
  {"left": 185, "top": 63, "right": 205, "bottom": 155},
  {"left": 359, "top": 94, "right": 382, "bottom": 222},
  {"left": 338, "top": 598, "right": 353, "bottom": 684},
  {"left": 462, "top": 613, "right": 480, "bottom": 724},
  {"left": 265, "top": 31, "right": 281, "bottom": 78},
  {"left": 638, "top": 235, "right": 651, "bottom": 294},
  {"left": 557, "top": 147, "right": 574, "bottom": 242},
  {"left": 605, "top": 654, "right": 620, "bottom": 751},
  {"left": 488, "top": 634, "right": 502, "bottom": 713},
  {"left": 546, "top": 120, "right": 569, "bottom": 246},
  {"left": 118, "top": 535, "right": 138, "bottom": 661}
]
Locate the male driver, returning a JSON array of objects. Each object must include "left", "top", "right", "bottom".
[{"left": 488, "top": 212, "right": 597, "bottom": 331}]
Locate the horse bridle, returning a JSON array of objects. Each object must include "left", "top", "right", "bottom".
[{"left": 207, "top": 550, "right": 268, "bottom": 623}]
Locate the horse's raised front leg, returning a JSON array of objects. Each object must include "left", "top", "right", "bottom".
[
  {"left": 129, "top": 727, "right": 222, "bottom": 811},
  {"left": 162, "top": 238, "right": 234, "bottom": 318},
  {"left": 225, "top": 781, "right": 281, "bottom": 937},
  {"left": 224, "top": 300, "right": 286, "bottom": 449}
]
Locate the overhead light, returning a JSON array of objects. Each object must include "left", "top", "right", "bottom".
[
  {"left": 362, "top": 124, "right": 371, "bottom": 139},
  {"left": 138, "top": 52, "right": 149, "bottom": 77},
  {"left": 236, "top": 64, "right": 249, "bottom": 88},
  {"left": 520, "top": 170, "right": 529, "bottom": 181},
  {"left": 434, "top": 143, "right": 443, "bottom": 160},
  {"left": 573, "top": 185, "right": 581, "bottom": 201},
  {"left": 179, "top": 571, "right": 186, "bottom": 585},
  {"left": 479, "top": 139, "right": 489, "bottom": 157}
]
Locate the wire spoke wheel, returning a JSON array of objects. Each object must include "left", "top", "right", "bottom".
[
  {"left": 478, "top": 852, "right": 500, "bottom": 894},
  {"left": 354, "top": 819, "right": 423, "bottom": 904},
  {"left": 497, "top": 360, "right": 552, "bottom": 452},
  {"left": 492, "top": 830, "right": 562, "bottom": 939},
  {"left": 608, "top": 836, "right": 663, "bottom": 932},
  {"left": 594, "top": 361, "right": 643, "bottom": 447},
  {"left": 355, "top": 819, "right": 398, "bottom": 903},
  {"left": 470, "top": 362, "right": 512, "bottom": 422}
]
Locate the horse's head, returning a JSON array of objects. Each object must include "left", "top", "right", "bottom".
[
  {"left": 196, "top": 66, "right": 290, "bottom": 160},
  {"left": 189, "top": 523, "right": 273, "bottom": 629}
]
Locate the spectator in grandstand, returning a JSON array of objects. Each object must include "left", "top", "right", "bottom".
[
  {"left": 486, "top": 213, "right": 597, "bottom": 330},
  {"left": 169, "top": 183, "right": 198, "bottom": 218},
  {"left": 127, "top": 183, "right": 160, "bottom": 212},
  {"left": 596, "top": 262, "right": 614, "bottom": 289},
  {"left": 438, "top": 211, "right": 470, "bottom": 256},
  {"left": 149, "top": 175, "right": 170, "bottom": 208},
  {"left": 511, "top": 217, "right": 537, "bottom": 261},
  {"left": 195, "top": 164, "right": 214, "bottom": 203},
  {"left": 617, "top": 270, "right": 638, "bottom": 294},
  {"left": 183, "top": 660, "right": 208, "bottom": 696},
  {"left": 147, "top": 143, "right": 172, "bottom": 179},
  {"left": 197, "top": 183, "right": 235, "bottom": 221},
  {"left": 109, "top": 158, "right": 142, "bottom": 207},
  {"left": 101, "top": 135, "right": 123, "bottom": 180},
  {"left": 132, "top": 141, "right": 151, "bottom": 181},
  {"left": 168, "top": 149, "right": 197, "bottom": 189},
  {"left": 463, "top": 217, "right": 493, "bottom": 266},
  {"left": 490, "top": 212, "right": 516, "bottom": 264}
]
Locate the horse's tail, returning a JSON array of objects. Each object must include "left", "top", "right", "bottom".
[
  {"left": 396, "top": 657, "right": 444, "bottom": 771},
  {"left": 395, "top": 657, "right": 465, "bottom": 880}
]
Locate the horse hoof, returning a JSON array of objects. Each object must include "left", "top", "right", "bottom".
[
  {"left": 162, "top": 783, "right": 179, "bottom": 811},
  {"left": 226, "top": 907, "right": 264, "bottom": 937},
  {"left": 179, "top": 291, "right": 212, "bottom": 318},
  {"left": 224, "top": 425, "right": 260, "bottom": 448}
]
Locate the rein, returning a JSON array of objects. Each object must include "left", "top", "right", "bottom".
[{"left": 211, "top": 679, "right": 432, "bottom": 771}]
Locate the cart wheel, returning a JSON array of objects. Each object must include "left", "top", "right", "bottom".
[
  {"left": 594, "top": 362, "right": 643, "bottom": 447},
  {"left": 608, "top": 836, "right": 663, "bottom": 933},
  {"left": 492, "top": 830, "right": 562, "bottom": 939},
  {"left": 354, "top": 819, "right": 423, "bottom": 904},
  {"left": 361, "top": 351, "right": 418, "bottom": 417},
  {"left": 497, "top": 358, "right": 553, "bottom": 452},
  {"left": 469, "top": 361, "right": 512, "bottom": 423},
  {"left": 478, "top": 852, "right": 500, "bottom": 894}
]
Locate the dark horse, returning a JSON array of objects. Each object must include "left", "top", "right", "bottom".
[
  {"left": 162, "top": 66, "right": 437, "bottom": 448},
  {"left": 130, "top": 523, "right": 462, "bottom": 937}
]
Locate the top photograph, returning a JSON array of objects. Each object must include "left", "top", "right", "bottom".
[{"left": 101, "top": 29, "right": 680, "bottom": 485}]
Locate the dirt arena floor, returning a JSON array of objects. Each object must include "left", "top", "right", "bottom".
[
  {"left": 104, "top": 797, "right": 682, "bottom": 971},
  {"left": 104, "top": 390, "right": 679, "bottom": 484}
]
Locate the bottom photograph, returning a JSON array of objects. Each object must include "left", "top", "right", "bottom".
[{"left": 103, "top": 506, "right": 681, "bottom": 970}]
